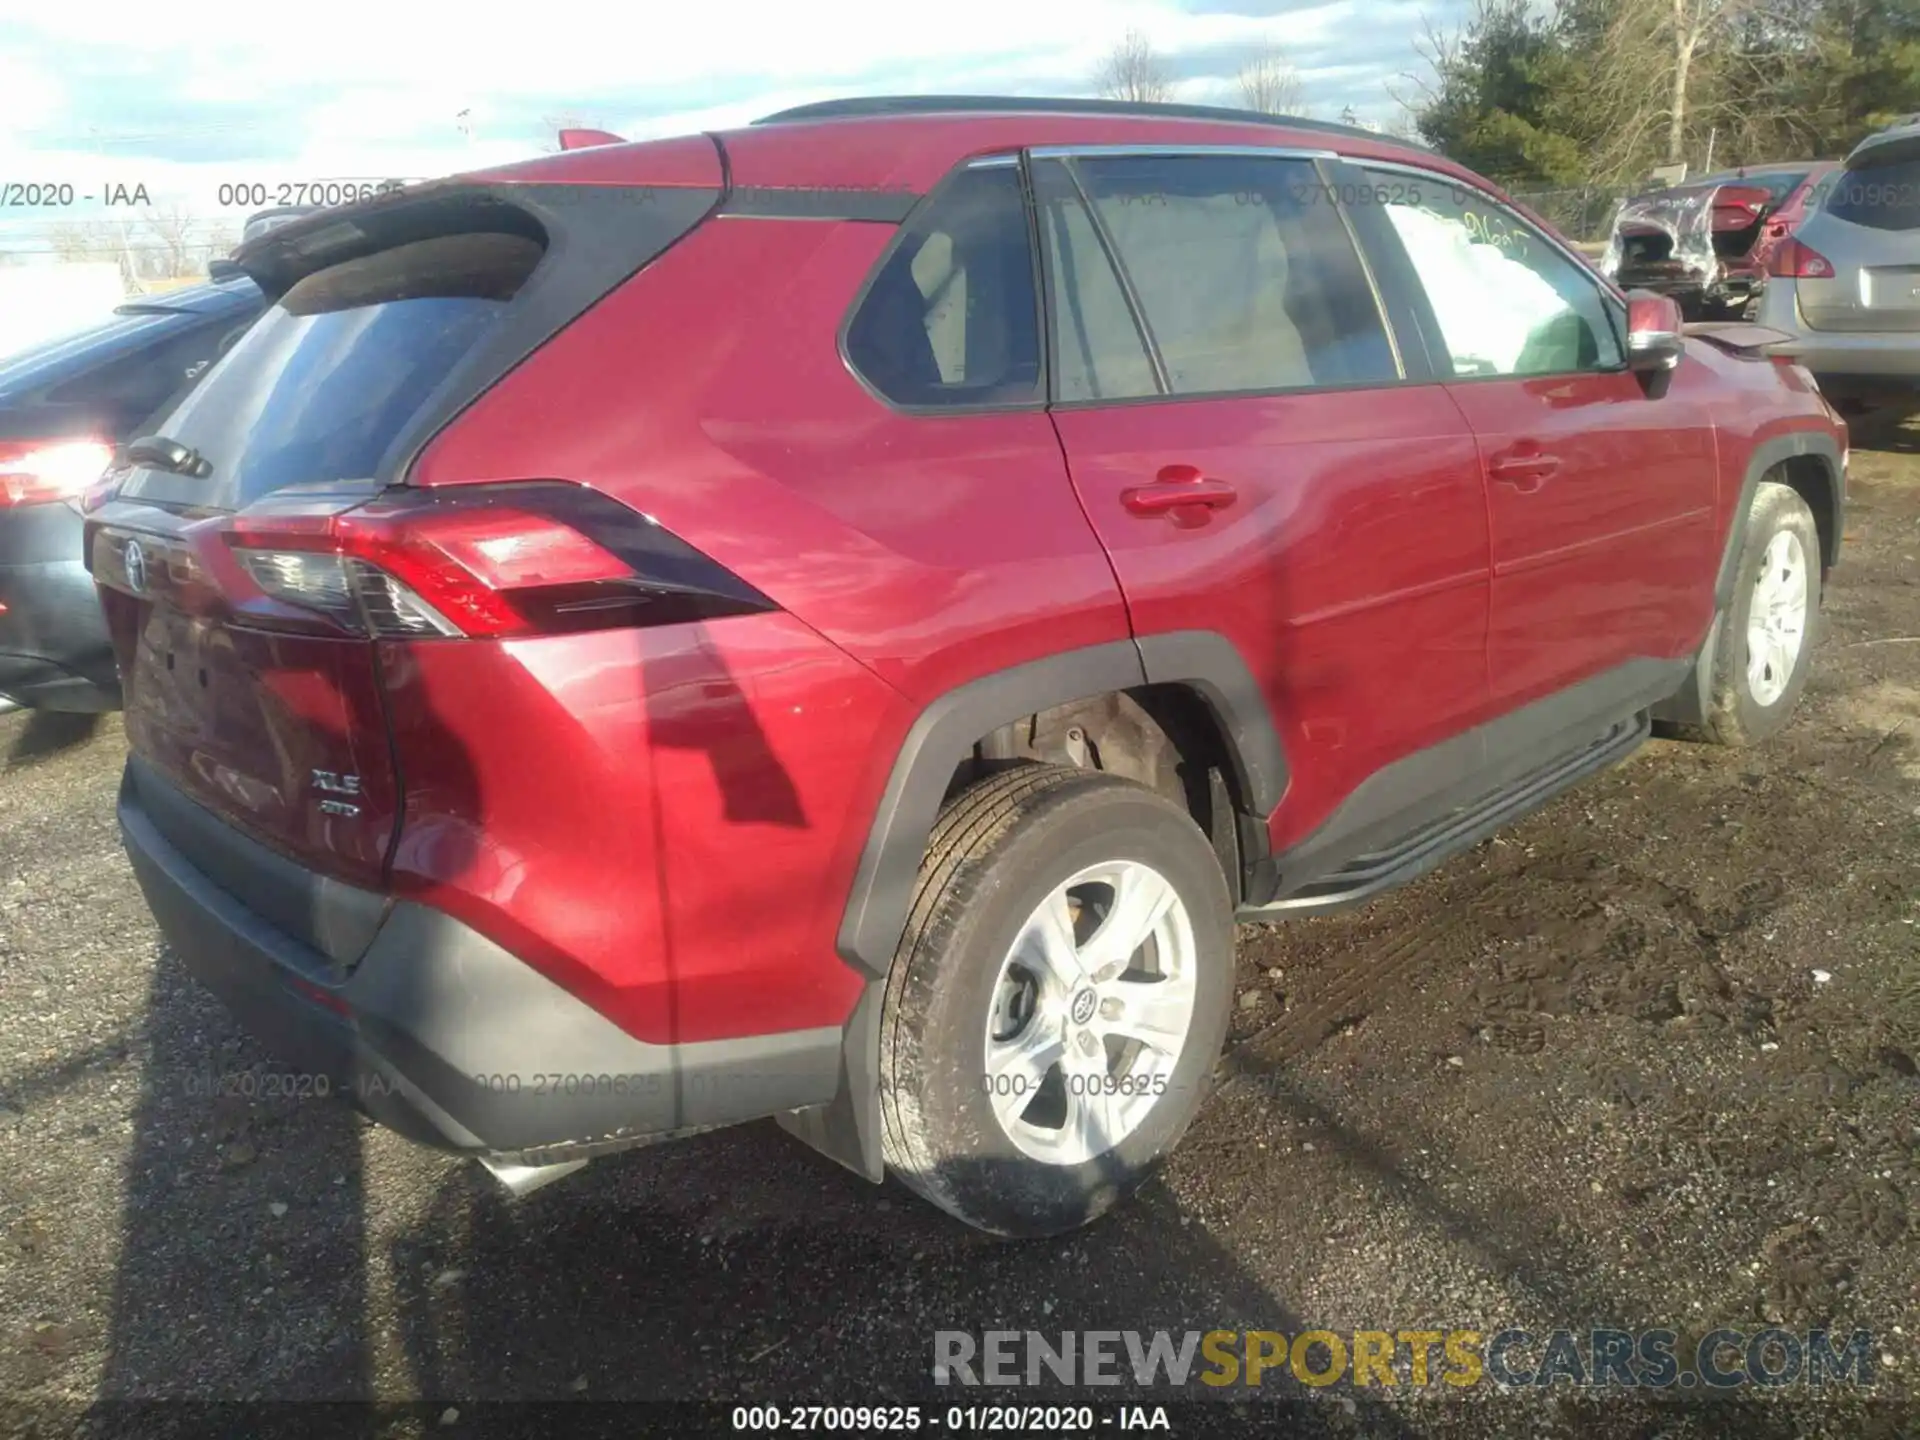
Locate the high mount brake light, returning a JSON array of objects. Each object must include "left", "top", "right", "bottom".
[
  {"left": 217, "top": 482, "right": 775, "bottom": 640},
  {"left": 0, "top": 438, "right": 114, "bottom": 508}
]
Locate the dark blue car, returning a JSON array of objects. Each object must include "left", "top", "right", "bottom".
[{"left": 0, "top": 272, "right": 264, "bottom": 710}]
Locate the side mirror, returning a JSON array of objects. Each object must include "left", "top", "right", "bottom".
[{"left": 1625, "top": 291, "right": 1686, "bottom": 374}]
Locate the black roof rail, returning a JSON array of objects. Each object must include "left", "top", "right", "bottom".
[{"left": 752, "top": 94, "right": 1432, "bottom": 151}]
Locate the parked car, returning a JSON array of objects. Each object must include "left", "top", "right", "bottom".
[
  {"left": 1605, "top": 161, "right": 1839, "bottom": 319},
  {"left": 1756, "top": 116, "right": 1920, "bottom": 421},
  {"left": 87, "top": 95, "right": 1846, "bottom": 1238},
  {"left": 0, "top": 270, "right": 265, "bottom": 711}
]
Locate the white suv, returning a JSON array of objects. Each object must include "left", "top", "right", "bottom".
[{"left": 1757, "top": 115, "right": 1920, "bottom": 422}]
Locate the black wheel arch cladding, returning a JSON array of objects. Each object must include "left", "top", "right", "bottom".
[{"left": 834, "top": 632, "right": 1287, "bottom": 980}]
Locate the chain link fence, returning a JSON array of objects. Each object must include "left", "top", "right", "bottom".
[{"left": 1507, "top": 185, "right": 1631, "bottom": 247}]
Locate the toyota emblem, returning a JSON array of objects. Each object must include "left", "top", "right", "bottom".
[{"left": 123, "top": 540, "right": 148, "bottom": 594}]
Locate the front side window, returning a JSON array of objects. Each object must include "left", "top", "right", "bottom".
[
  {"left": 1362, "top": 167, "right": 1624, "bottom": 378},
  {"left": 1036, "top": 154, "right": 1398, "bottom": 400},
  {"left": 844, "top": 163, "right": 1042, "bottom": 408}
]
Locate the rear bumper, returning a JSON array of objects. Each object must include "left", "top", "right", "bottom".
[
  {"left": 119, "top": 767, "right": 842, "bottom": 1158},
  {"left": 1753, "top": 300, "right": 1920, "bottom": 381},
  {"left": 1771, "top": 341, "right": 1920, "bottom": 382}
]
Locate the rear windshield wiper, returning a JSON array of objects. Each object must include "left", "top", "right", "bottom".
[{"left": 125, "top": 434, "right": 213, "bottom": 479}]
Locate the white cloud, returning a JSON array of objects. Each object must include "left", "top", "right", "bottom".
[
  {"left": 0, "top": 0, "right": 1438, "bottom": 243},
  {"left": 17, "top": 0, "right": 1251, "bottom": 94},
  {"left": 0, "top": 55, "right": 65, "bottom": 146}
]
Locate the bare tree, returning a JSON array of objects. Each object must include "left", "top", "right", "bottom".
[
  {"left": 1237, "top": 45, "right": 1308, "bottom": 115},
  {"left": 141, "top": 204, "right": 200, "bottom": 280},
  {"left": 205, "top": 223, "right": 242, "bottom": 261},
  {"left": 1382, "top": 108, "right": 1421, "bottom": 140},
  {"left": 1656, "top": 0, "right": 1771, "bottom": 162},
  {"left": 1390, "top": 12, "right": 1466, "bottom": 129},
  {"left": 47, "top": 219, "right": 140, "bottom": 286},
  {"left": 1553, "top": 0, "right": 1777, "bottom": 178},
  {"left": 1093, "top": 29, "right": 1174, "bottom": 103},
  {"left": 48, "top": 220, "right": 122, "bottom": 266}
]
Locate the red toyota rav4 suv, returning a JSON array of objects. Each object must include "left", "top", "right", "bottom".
[{"left": 86, "top": 97, "right": 1846, "bottom": 1239}]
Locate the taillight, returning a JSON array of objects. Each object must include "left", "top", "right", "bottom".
[
  {"left": 0, "top": 438, "right": 114, "bottom": 508},
  {"left": 217, "top": 481, "right": 774, "bottom": 640},
  {"left": 1768, "top": 238, "right": 1835, "bottom": 279}
]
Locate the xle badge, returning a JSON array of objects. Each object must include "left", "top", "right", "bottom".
[{"left": 312, "top": 769, "right": 362, "bottom": 817}]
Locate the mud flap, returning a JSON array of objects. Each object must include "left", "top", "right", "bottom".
[
  {"left": 1650, "top": 611, "right": 1724, "bottom": 729},
  {"left": 776, "top": 981, "right": 886, "bottom": 1182}
]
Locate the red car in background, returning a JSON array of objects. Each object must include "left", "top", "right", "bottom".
[{"left": 1607, "top": 161, "right": 1840, "bottom": 318}]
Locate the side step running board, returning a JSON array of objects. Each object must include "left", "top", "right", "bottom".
[{"left": 1243, "top": 713, "right": 1649, "bottom": 919}]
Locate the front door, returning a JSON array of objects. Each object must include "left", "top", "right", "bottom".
[{"left": 1355, "top": 165, "right": 1719, "bottom": 710}]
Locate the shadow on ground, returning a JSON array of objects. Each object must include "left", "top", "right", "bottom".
[{"left": 7, "top": 710, "right": 103, "bottom": 770}]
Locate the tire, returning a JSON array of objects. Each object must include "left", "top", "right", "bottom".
[
  {"left": 1681, "top": 480, "right": 1821, "bottom": 747},
  {"left": 878, "top": 763, "right": 1234, "bottom": 1238}
]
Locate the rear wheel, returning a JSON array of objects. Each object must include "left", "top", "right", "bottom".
[
  {"left": 1681, "top": 480, "right": 1821, "bottom": 747},
  {"left": 878, "top": 764, "right": 1233, "bottom": 1238}
]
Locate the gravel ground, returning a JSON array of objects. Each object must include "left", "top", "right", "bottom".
[{"left": 2, "top": 439, "right": 1917, "bottom": 1438}]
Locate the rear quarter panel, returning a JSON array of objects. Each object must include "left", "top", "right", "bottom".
[
  {"left": 406, "top": 212, "right": 1125, "bottom": 1043},
  {"left": 1681, "top": 339, "right": 1843, "bottom": 576}
]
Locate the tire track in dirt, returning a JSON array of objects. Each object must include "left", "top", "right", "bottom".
[{"left": 1217, "top": 901, "right": 1477, "bottom": 1079}]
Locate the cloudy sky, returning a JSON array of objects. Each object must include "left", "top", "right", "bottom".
[{"left": 0, "top": 0, "right": 1456, "bottom": 253}]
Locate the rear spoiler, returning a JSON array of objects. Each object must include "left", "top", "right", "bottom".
[
  {"left": 1682, "top": 321, "right": 1798, "bottom": 353},
  {"left": 228, "top": 179, "right": 545, "bottom": 298},
  {"left": 558, "top": 128, "right": 626, "bottom": 150}
]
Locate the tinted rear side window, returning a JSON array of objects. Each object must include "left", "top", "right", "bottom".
[
  {"left": 1053, "top": 154, "right": 1398, "bottom": 397},
  {"left": 1822, "top": 158, "right": 1920, "bottom": 231},
  {"left": 844, "top": 164, "right": 1042, "bottom": 408},
  {"left": 123, "top": 232, "right": 544, "bottom": 509}
]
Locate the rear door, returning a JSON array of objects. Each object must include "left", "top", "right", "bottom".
[
  {"left": 1794, "top": 145, "right": 1920, "bottom": 334},
  {"left": 1034, "top": 147, "right": 1492, "bottom": 853},
  {"left": 1353, "top": 163, "right": 1719, "bottom": 711}
]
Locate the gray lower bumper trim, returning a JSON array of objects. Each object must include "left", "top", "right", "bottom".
[{"left": 119, "top": 768, "right": 843, "bottom": 1153}]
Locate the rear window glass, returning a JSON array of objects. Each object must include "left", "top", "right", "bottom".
[
  {"left": 124, "top": 232, "right": 544, "bottom": 508},
  {"left": 1687, "top": 171, "right": 1807, "bottom": 205},
  {"left": 1821, "top": 159, "right": 1920, "bottom": 231}
]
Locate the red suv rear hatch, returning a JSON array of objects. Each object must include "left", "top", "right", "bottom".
[{"left": 87, "top": 158, "right": 723, "bottom": 954}]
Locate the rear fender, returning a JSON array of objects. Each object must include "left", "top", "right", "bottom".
[
  {"left": 1651, "top": 428, "right": 1843, "bottom": 727},
  {"left": 784, "top": 634, "right": 1286, "bottom": 1181}
]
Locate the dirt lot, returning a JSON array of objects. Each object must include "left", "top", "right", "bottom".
[{"left": 2, "top": 438, "right": 1916, "bottom": 1438}]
